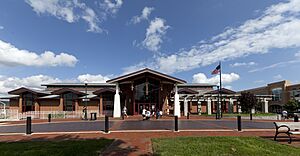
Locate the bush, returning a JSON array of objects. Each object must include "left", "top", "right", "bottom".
[{"left": 283, "top": 100, "right": 300, "bottom": 112}]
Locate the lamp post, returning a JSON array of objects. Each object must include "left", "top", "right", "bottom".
[{"left": 84, "top": 82, "right": 88, "bottom": 120}]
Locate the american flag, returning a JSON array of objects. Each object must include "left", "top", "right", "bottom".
[{"left": 211, "top": 64, "right": 220, "bottom": 75}]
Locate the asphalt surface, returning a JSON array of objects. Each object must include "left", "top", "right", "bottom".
[{"left": 0, "top": 119, "right": 275, "bottom": 133}]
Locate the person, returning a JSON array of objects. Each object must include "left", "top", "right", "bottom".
[
  {"left": 145, "top": 109, "right": 151, "bottom": 120},
  {"left": 122, "top": 106, "right": 128, "bottom": 118},
  {"left": 142, "top": 107, "right": 146, "bottom": 120},
  {"left": 156, "top": 109, "right": 160, "bottom": 119},
  {"left": 159, "top": 110, "right": 163, "bottom": 118},
  {"left": 282, "top": 110, "right": 288, "bottom": 120},
  {"left": 82, "top": 106, "right": 87, "bottom": 120}
]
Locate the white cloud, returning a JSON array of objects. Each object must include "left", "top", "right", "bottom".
[
  {"left": 77, "top": 74, "right": 110, "bottom": 83},
  {"left": 101, "top": 0, "right": 123, "bottom": 15},
  {"left": 25, "top": 0, "right": 103, "bottom": 33},
  {"left": 126, "top": 0, "right": 300, "bottom": 74},
  {"left": 254, "top": 80, "right": 265, "bottom": 84},
  {"left": 273, "top": 74, "right": 283, "bottom": 80},
  {"left": 0, "top": 73, "right": 112, "bottom": 95},
  {"left": 249, "top": 59, "right": 300, "bottom": 72},
  {"left": 142, "top": 17, "right": 170, "bottom": 52},
  {"left": 0, "top": 26, "right": 4, "bottom": 30},
  {"left": 192, "top": 73, "right": 240, "bottom": 85},
  {"left": 130, "top": 7, "right": 154, "bottom": 24},
  {"left": 230, "top": 62, "right": 256, "bottom": 67},
  {"left": 0, "top": 39, "right": 77, "bottom": 67},
  {"left": 295, "top": 51, "right": 300, "bottom": 57},
  {"left": 0, "top": 75, "right": 61, "bottom": 94}
]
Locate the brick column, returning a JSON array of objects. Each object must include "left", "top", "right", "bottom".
[
  {"left": 59, "top": 95, "right": 64, "bottom": 111},
  {"left": 18, "top": 96, "right": 23, "bottom": 113},
  {"left": 99, "top": 95, "right": 103, "bottom": 116}
]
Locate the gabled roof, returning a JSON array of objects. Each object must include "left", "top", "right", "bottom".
[
  {"left": 106, "top": 68, "right": 186, "bottom": 84},
  {"left": 8, "top": 87, "right": 50, "bottom": 96},
  {"left": 206, "top": 88, "right": 236, "bottom": 94},
  {"left": 51, "top": 88, "right": 87, "bottom": 96},
  {"left": 178, "top": 88, "right": 199, "bottom": 94},
  {"left": 93, "top": 88, "right": 115, "bottom": 95}
]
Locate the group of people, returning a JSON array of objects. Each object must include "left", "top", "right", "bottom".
[
  {"left": 141, "top": 107, "right": 162, "bottom": 120},
  {"left": 122, "top": 106, "right": 163, "bottom": 120}
]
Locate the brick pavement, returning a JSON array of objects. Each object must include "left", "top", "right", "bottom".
[{"left": 1, "top": 130, "right": 300, "bottom": 156}]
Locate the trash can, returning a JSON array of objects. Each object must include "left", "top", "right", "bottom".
[{"left": 90, "top": 113, "right": 97, "bottom": 120}]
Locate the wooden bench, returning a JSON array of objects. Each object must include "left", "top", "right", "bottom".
[{"left": 274, "top": 122, "right": 300, "bottom": 143}]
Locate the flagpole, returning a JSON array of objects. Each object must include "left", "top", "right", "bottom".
[{"left": 219, "top": 61, "right": 222, "bottom": 119}]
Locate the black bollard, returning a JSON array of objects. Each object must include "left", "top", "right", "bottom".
[
  {"left": 105, "top": 116, "right": 109, "bottom": 133},
  {"left": 26, "top": 116, "right": 32, "bottom": 135},
  {"left": 174, "top": 116, "right": 179, "bottom": 132},
  {"left": 48, "top": 114, "right": 51, "bottom": 122},
  {"left": 294, "top": 115, "right": 299, "bottom": 122},
  {"left": 237, "top": 116, "right": 242, "bottom": 131},
  {"left": 94, "top": 113, "right": 97, "bottom": 120},
  {"left": 250, "top": 113, "right": 253, "bottom": 121},
  {"left": 187, "top": 112, "right": 190, "bottom": 119}
]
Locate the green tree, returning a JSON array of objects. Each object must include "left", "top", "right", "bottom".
[
  {"left": 239, "top": 92, "right": 257, "bottom": 113},
  {"left": 283, "top": 100, "right": 300, "bottom": 112}
]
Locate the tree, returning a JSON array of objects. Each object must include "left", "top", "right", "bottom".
[
  {"left": 239, "top": 92, "right": 257, "bottom": 113},
  {"left": 283, "top": 100, "right": 300, "bottom": 112}
]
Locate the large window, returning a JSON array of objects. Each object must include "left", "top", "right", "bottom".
[
  {"left": 63, "top": 92, "right": 76, "bottom": 111},
  {"left": 22, "top": 93, "right": 35, "bottom": 112},
  {"left": 272, "top": 88, "right": 282, "bottom": 101}
]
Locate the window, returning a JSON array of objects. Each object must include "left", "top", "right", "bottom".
[
  {"left": 272, "top": 88, "right": 282, "bottom": 101},
  {"left": 63, "top": 92, "right": 76, "bottom": 111},
  {"left": 22, "top": 93, "right": 35, "bottom": 112}
]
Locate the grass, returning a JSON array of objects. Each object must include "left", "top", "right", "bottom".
[
  {"left": 152, "top": 136, "right": 300, "bottom": 156},
  {"left": 0, "top": 139, "right": 113, "bottom": 156}
]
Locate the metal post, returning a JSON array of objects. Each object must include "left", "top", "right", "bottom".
[
  {"left": 294, "top": 115, "right": 299, "bottom": 122},
  {"left": 26, "top": 116, "right": 32, "bottom": 135},
  {"left": 84, "top": 83, "right": 88, "bottom": 120},
  {"left": 174, "top": 116, "right": 178, "bottom": 132},
  {"left": 105, "top": 116, "right": 109, "bottom": 133},
  {"left": 250, "top": 113, "right": 252, "bottom": 120},
  {"left": 48, "top": 114, "right": 51, "bottom": 122},
  {"left": 187, "top": 112, "right": 190, "bottom": 119},
  {"left": 237, "top": 116, "right": 242, "bottom": 131}
]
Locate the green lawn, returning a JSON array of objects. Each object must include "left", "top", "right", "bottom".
[
  {"left": 152, "top": 136, "right": 300, "bottom": 156},
  {"left": 0, "top": 139, "right": 113, "bottom": 156}
]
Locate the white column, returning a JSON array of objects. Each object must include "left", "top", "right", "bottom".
[
  {"left": 174, "top": 84, "right": 180, "bottom": 117},
  {"left": 238, "top": 101, "right": 242, "bottom": 113},
  {"left": 229, "top": 98, "right": 233, "bottom": 113},
  {"left": 198, "top": 100, "right": 202, "bottom": 115},
  {"left": 184, "top": 97, "right": 188, "bottom": 116},
  {"left": 207, "top": 98, "right": 212, "bottom": 115},
  {"left": 264, "top": 98, "right": 269, "bottom": 113},
  {"left": 113, "top": 83, "right": 121, "bottom": 118}
]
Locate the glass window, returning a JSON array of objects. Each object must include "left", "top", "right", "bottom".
[
  {"left": 63, "top": 92, "right": 76, "bottom": 111},
  {"left": 272, "top": 88, "right": 282, "bottom": 101},
  {"left": 22, "top": 93, "right": 35, "bottom": 112}
]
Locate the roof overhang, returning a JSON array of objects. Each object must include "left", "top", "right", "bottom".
[
  {"left": 106, "top": 68, "right": 186, "bottom": 84},
  {"left": 8, "top": 87, "right": 49, "bottom": 96},
  {"left": 51, "top": 88, "right": 87, "bottom": 96},
  {"left": 93, "top": 88, "right": 116, "bottom": 95}
]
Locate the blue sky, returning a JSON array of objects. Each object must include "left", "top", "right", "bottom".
[{"left": 0, "top": 0, "right": 300, "bottom": 94}]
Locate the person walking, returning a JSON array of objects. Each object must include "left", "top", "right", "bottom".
[
  {"left": 142, "top": 107, "right": 146, "bottom": 120},
  {"left": 122, "top": 106, "right": 128, "bottom": 118}
]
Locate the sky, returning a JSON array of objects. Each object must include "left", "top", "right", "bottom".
[{"left": 0, "top": 0, "right": 300, "bottom": 95}]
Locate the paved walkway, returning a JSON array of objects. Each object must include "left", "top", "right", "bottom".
[
  {"left": 1, "top": 130, "right": 300, "bottom": 156},
  {"left": 0, "top": 119, "right": 275, "bottom": 134},
  {"left": 0, "top": 118, "right": 293, "bottom": 155}
]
